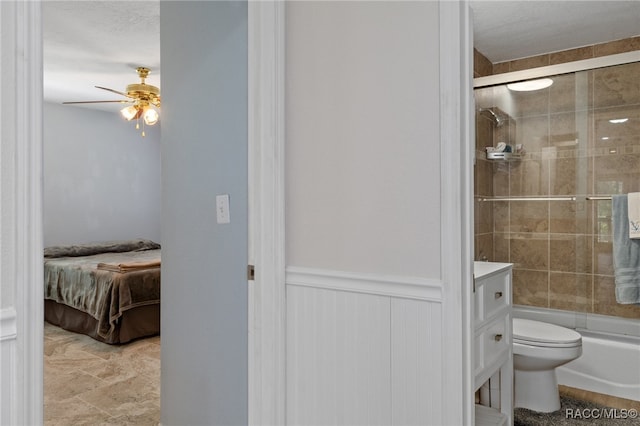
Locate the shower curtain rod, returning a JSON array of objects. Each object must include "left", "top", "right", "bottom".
[{"left": 476, "top": 195, "right": 614, "bottom": 202}]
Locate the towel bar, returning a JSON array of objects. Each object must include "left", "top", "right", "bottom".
[
  {"left": 477, "top": 195, "right": 617, "bottom": 202},
  {"left": 476, "top": 196, "right": 575, "bottom": 202}
]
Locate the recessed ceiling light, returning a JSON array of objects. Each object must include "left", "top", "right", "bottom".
[
  {"left": 609, "top": 118, "right": 628, "bottom": 124},
  {"left": 507, "top": 78, "right": 554, "bottom": 92},
  {"left": 601, "top": 136, "right": 610, "bottom": 140}
]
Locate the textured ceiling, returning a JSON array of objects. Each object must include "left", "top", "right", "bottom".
[
  {"left": 43, "top": 1, "right": 160, "bottom": 111},
  {"left": 471, "top": 0, "right": 640, "bottom": 63},
  {"left": 42, "top": 1, "right": 640, "bottom": 111}
]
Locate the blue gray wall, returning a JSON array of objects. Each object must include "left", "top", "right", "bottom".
[
  {"left": 43, "top": 102, "right": 161, "bottom": 246},
  {"left": 160, "top": 2, "right": 248, "bottom": 424}
]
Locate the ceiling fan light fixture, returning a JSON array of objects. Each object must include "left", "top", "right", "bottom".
[
  {"left": 143, "top": 108, "right": 159, "bottom": 125},
  {"left": 63, "top": 67, "right": 160, "bottom": 137},
  {"left": 121, "top": 105, "right": 140, "bottom": 121}
]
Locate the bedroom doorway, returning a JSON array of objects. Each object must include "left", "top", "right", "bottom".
[
  {"left": 37, "top": 1, "right": 286, "bottom": 425},
  {"left": 42, "top": 2, "right": 163, "bottom": 423}
]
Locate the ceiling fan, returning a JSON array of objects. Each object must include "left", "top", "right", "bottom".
[{"left": 63, "top": 67, "right": 160, "bottom": 136}]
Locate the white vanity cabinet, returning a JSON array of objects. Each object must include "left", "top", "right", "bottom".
[{"left": 473, "top": 262, "right": 513, "bottom": 426}]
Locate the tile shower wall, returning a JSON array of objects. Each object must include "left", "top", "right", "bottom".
[{"left": 474, "top": 43, "right": 640, "bottom": 322}]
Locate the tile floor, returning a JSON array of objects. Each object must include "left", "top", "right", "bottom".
[{"left": 44, "top": 322, "right": 160, "bottom": 425}]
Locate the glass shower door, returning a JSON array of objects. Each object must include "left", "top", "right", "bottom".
[{"left": 474, "top": 60, "right": 640, "bottom": 334}]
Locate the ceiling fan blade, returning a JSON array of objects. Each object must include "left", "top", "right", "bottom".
[
  {"left": 95, "top": 86, "right": 135, "bottom": 99},
  {"left": 62, "top": 100, "right": 132, "bottom": 105}
]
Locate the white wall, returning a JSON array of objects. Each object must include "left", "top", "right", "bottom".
[
  {"left": 285, "top": 2, "right": 448, "bottom": 425},
  {"left": 286, "top": 1, "right": 441, "bottom": 278},
  {"left": 43, "top": 102, "right": 161, "bottom": 246},
  {"left": 160, "top": 2, "right": 248, "bottom": 425}
]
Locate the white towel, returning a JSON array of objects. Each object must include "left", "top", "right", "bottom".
[{"left": 628, "top": 193, "right": 640, "bottom": 239}]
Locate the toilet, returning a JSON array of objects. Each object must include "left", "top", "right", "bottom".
[{"left": 513, "top": 318, "right": 582, "bottom": 412}]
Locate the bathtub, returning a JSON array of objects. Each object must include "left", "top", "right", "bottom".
[
  {"left": 557, "top": 330, "right": 640, "bottom": 402},
  {"left": 514, "top": 306, "right": 640, "bottom": 402}
]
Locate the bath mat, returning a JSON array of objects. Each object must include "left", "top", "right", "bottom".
[{"left": 515, "top": 395, "right": 640, "bottom": 425}]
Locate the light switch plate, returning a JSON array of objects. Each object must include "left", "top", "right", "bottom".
[{"left": 216, "top": 194, "right": 231, "bottom": 224}]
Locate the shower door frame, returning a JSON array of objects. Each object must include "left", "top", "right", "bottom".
[{"left": 474, "top": 51, "right": 640, "bottom": 90}]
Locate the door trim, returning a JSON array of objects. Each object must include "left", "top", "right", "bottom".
[
  {"left": 439, "top": 1, "right": 474, "bottom": 424},
  {"left": 7, "top": 0, "right": 45, "bottom": 424},
  {"left": 248, "top": 1, "right": 286, "bottom": 425}
]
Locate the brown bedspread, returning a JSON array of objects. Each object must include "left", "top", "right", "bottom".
[{"left": 44, "top": 249, "right": 161, "bottom": 341}]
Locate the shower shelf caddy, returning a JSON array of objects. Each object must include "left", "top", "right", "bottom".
[{"left": 486, "top": 152, "right": 522, "bottom": 161}]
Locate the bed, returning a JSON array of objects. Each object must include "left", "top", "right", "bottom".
[{"left": 44, "top": 239, "right": 161, "bottom": 344}]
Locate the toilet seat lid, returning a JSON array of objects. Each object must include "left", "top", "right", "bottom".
[{"left": 513, "top": 318, "right": 582, "bottom": 345}]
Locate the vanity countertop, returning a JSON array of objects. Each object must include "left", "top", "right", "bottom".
[{"left": 474, "top": 261, "right": 512, "bottom": 280}]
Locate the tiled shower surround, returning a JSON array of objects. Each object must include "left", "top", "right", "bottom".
[{"left": 474, "top": 59, "right": 640, "bottom": 321}]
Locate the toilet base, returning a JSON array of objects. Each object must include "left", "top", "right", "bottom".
[{"left": 514, "top": 369, "right": 561, "bottom": 412}]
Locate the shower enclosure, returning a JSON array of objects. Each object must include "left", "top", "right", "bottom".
[{"left": 474, "top": 58, "right": 640, "bottom": 337}]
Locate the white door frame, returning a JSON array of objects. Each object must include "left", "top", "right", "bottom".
[
  {"left": 5, "top": 1, "right": 286, "bottom": 424},
  {"left": 248, "top": 1, "right": 474, "bottom": 424},
  {"left": 5, "top": 0, "right": 45, "bottom": 424},
  {"left": 439, "top": 1, "right": 475, "bottom": 424},
  {"left": 247, "top": 1, "right": 287, "bottom": 425}
]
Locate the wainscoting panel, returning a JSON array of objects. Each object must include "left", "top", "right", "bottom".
[
  {"left": 286, "top": 268, "right": 444, "bottom": 425},
  {"left": 391, "top": 298, "right": 443, "bottom": 425},
  {"left": 287, "top": 285, "right": 392, "bottom": 425}
]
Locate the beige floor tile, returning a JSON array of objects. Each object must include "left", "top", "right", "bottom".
[
  {"left": 44, "top": 323, "right": 160, "bottom": 425},
  {"left": 78, "top": 375, "right": 160, "bottom": 418},
  {"left": 44, "top": 396, "right": 111, "bottom": 422}
]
